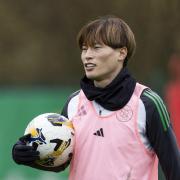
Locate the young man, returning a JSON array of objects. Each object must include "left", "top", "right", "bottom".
[{"left": 12, "top": 15, "right": 180, "bottom": 180}]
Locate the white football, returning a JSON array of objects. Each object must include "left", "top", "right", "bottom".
[{"left": 24, "top": 113, "right": 74, "bottom": 167}]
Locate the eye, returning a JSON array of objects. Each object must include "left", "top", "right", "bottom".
[
  {"left": 94, "top": 44, "right": 102, "bottom": 49},
  {"left": 81, "top": 46, "right": 88, "bottom": 51}
]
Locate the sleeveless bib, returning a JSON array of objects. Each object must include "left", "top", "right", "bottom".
[{"left": 69, "top": 83, "right": 158, "bottom": 180}]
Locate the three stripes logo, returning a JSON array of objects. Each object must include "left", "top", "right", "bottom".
[
  {"left": 93, "top": 128, "right": 104, "bottom": 137},
  {"left": 144, "top": 89, "right": 170, "bottom": 131}
]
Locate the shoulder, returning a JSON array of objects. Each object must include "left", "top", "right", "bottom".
[
  {"left": 61, "top": 90, "right": 80, "bottom": 119},
  {"left": 140, "top": 89, "right": 157, "bottom": 113},
  {"left": 140, "top": 88, "right": 170, "bottom": 132},
  {"left": 67, "top": 90, "right": 80, "bottom": 104}
]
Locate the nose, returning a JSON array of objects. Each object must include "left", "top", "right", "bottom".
[{"left": 84, "top": 48, "right": 93, "bottom": 61}]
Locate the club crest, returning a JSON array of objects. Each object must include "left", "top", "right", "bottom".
[{"left": 116, "top": 105, "right": 133, "bottom": 122}]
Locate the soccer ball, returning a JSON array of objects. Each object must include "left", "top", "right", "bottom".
[{"left": 24, "top": 113, "right": 75, "bottom": 167}]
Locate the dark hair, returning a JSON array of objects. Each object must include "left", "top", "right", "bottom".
[{"left": 77, "top": 15, "right": 136, "bottom": 66}]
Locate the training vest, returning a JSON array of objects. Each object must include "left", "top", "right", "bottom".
[{"left": 69, "top": 83, "right": 158, "bottom": 180}]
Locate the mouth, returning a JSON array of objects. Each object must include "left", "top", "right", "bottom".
[{"left": 84, "top": 63, "right": 96, "bottom": 70}]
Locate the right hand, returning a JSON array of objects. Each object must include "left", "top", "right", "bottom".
[{"left": 12, "top": 134, "right": 40, "bottom": 165}]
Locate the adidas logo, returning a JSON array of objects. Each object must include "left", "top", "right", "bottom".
[{"left": 93, "top": 128, "right": 104, "bottom": 137}]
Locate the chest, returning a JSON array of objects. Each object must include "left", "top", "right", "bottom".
[{"left": 72, "top": 100, "right": 140, "bottom": 151}]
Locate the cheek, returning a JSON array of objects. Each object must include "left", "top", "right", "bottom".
[
  {"left": 102, "top": 58, "right": 119, "bottom": 72},
  {"left": 99, "top": 52, "right": 116, "bottom": 61},
  {"left": 100, "top": 54, "right": 117, "bottom": 65},
  {"left": 97, "top": 61, "right": 111, "bottom": 73}
]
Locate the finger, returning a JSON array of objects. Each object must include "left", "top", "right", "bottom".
[
  {"left": 15, "top": 144, "right": 34, "bottom": 151},
  {"left": 66, "top": 153, "right": 73, "bottom": 162},
  {"left": 19, "top": 134, "right": 31, "bottom": 142},
  {"left": 61, "top": 158, "right": 71, "bottom": 168},
  {"left": 14, "top": 150, "right": 40, "bottom": 157},
  {"left": 15, "top": 155, "right": 40, "bottom": 163},
  {"left": 68, "top": 153, "right": 73, "bottom": 158}
]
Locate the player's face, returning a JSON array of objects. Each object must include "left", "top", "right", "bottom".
[{"left": 81, "top": 43, "right": 126, "bottom": 87}]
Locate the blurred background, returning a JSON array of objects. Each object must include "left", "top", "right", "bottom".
[{"left": 0, "top": 0, "right": 180, "bottom": 179}]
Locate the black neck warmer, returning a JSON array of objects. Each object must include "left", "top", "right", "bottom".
[{"left": 80, "top": 67, "right": 136, "bottom": 111}]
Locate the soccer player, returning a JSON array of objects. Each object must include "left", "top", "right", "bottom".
[{"left": 12, "top": 15, "right": 180, "bottom": 180}]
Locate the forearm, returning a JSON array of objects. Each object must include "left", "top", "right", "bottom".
[{"left": 150, "top": 125, "right": 180, "bottom": 179}]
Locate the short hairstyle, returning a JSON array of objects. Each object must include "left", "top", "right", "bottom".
[{"left": 77, "top": 15, "right": 136, "bottom": 66}]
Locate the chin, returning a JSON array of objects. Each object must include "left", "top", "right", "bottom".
[{"left": 86, "top": 73, "right": 97, "bottom": 80}]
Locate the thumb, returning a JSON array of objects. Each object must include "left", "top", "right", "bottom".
[{"left": 19, "top": 134, "right": 31, "bottom": 143}]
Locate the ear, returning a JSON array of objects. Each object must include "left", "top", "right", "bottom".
[{"left": 118, "top": 47, "right": 128, "bottom": 62}]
